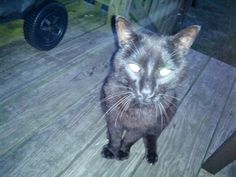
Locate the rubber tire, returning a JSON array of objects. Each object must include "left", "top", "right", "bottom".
[{"left": 23, "top": 2, "right": 68, "bottom": 51}]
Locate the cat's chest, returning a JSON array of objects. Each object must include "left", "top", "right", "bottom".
[{"left": 109, "top": 102, "right": 161, "bottom": 130}]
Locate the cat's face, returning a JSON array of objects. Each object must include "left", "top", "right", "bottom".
[{"left": 112, "top": 16, "right": 200, "bottom": 105}]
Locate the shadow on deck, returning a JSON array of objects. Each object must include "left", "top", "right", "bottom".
[{"left": 0, "top": 3, "right": 236, "bottom": 177}]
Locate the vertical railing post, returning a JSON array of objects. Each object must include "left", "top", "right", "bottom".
[{"left": 107, "top": 0, "right": 133, "bottom": 24}]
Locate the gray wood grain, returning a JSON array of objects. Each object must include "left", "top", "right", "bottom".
[
  {"left": 0, "top": 41, "right": 41, "bottom": 73},
  {"left": 0, "top": 40, "right": 115, "bottom": 176},
  {"left": 1, "top": 10, "right": 235, "bottom": 177},
  {"left": 60, "top": 131, "right": 144, "bottom": 177},
  {"left": 0, "top": 28, "right": 109, "bottom": 103},
  {"left": 56, "top": 50, "right": 210, "bottom": 177},
  {"left": 65, "top": 11, "right": 107, "bottom": 41},
  {"left": 205, "top": 81, "right": 236, "bottom": 157},
  {"left": 0, "top": 86, "right": 104, "bottom": 177},
  {"left": 133, "top": 59, "right": 236, "bottom": 177},
  {"left": 200, "top": 79, "right": 236, "bottom": 177},
  {"left": 198, "top": 169, "right": 214, "bottom": 177},
  {"left": 0, "top": 38, "right": 114, "bottom": 157},
  {"left": 214, "top": 162, "right": 236, "bottom": 177}
]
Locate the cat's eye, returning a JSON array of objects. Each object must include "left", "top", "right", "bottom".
[
  {"left": 127, "top": 63, "right": 141, "bottom": 73},
  {"left": 159, "top": 67, "right": 171, "bottom": 77}
]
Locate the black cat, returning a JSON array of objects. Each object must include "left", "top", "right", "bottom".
[{"left": 101, "top": 16, "right": 200, "bottom": 164}]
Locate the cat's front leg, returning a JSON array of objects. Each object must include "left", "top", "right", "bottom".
[
  {"left": 101, "top": 123, "right": 123, "bottom": 159},
  {"left": 117, "top": 130, "right": 142, "bottom": 160},
  {"left": 143, "top": 134, "right": 158, "bottom": 164}
]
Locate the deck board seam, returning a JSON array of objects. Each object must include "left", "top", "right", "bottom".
[
  {"left": 45, "top": 23, "right": 108, "bottom": 58},
  {"left": 0, "top": 81, "right": 103, "bottom": 158},
  {"left": 196, "top": 76, "right": 236, "bottom": 177},
  {"left": 0, "top": 23, "right": 107, "bottom": 74},
  {"left": 0, "top": 52, "right": 41, "bottom": 74},
  {"left": 0, "top": 39, "right": 112, "bottom": 104},
  {"left": 55, "top": 126, "right": 106, "bottom": 177}
]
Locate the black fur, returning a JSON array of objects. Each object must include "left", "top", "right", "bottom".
[{"left": 101, "top": 16, "right": 200, "bottom": 164}]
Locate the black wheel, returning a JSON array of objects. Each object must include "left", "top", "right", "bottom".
[{"left": 23, "top": 2, "right": 68, "bottom": 51}]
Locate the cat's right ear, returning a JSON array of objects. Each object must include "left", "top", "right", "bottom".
[
  {"left": 115, "top": 16, "right": 137, "bottom": 47},
  {"left": 172, "top": 25, "right": 201, "bottom": 53}
]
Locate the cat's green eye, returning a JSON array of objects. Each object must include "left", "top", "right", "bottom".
[
  {"left": 159, "top": 67, "right": 171, "bottom": 77},
  {"left": 127, "top": 63, "right": 141, "bottom": 73}
]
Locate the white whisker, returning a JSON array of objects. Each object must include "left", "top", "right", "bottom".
[
  {"left": 114, "top": 97, "right": 129, "bottom": 126},
  {"left": 154, "top": 102, "right": 158, "bottom": 121},
  {"left": 159, "top": 94, "right": 180, "bottom": 101},
  {"left": 170, "top": 49, "right": 179, "bottom": 57},
  {"left": 115, "top": 98, "right": 131, "bottom": 126},
  {"left": 101, "top": 95, "right": 132, "bottom": 121},
  {"left": 101, "top": 91, "right": 133, "bottom": 103},
  {"left": 157, "top": 103, "right": 164, "bottom": 130},
  {"left": 160, "top": 102, "right": 170, "bottom": 123},
  {"left": 162, "top": 97, "right": 178, "bottom": 108}
]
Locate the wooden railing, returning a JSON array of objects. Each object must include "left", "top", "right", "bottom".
[{"left": 94, "top": 0, "right": 194, "bottom": 34}]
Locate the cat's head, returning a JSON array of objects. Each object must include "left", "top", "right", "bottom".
[{"left": 112, "top": 16, "right": 200, "bottom": 105}]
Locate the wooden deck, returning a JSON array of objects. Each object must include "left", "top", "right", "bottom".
[{"left": 0, "top": 12, "right": 236, "bottom": 177}]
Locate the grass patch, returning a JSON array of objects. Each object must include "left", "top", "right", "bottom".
[
  {"left": 0, "top": 20, "right": 24, "bottom": 47},
  {"left": 0, "top": 0, "right": 103, "bottom": 48}
]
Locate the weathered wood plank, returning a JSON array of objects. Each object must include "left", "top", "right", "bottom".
[
  {"left": 219, "top": 165, "right": 236, "bottom": 177},
  {"left": 59, "top": 131, "right": 144, "bottom": 177},
  {"left": 198, "top": 169, "right": 214, "bottom": 177},
  {"left": 0, "top": 42, "right": 41, "bottom": 73},
  {"left": 133, "top": 59, "right": 236, "bottom": 177},
  {"left": 0, "top": 37, "right": 114, "bottom": 157},
  {"left": 0, "top": 86, "right": 104, "bottom": 177},
  {"left": 199, "top": 80, "right": 236, "bottom": 177},
  {"left": 205, "top": 81, "right": 236, "bottom": 157},
  {"left": 54, "top": 51, "right": 210, "bottom": 177},
  {"left": 0, "top": 39, "right": 117, "bottom": 176},
  {"left": 65, "top": 11, "right": 107, "bottom": 40},
  {"left": 0, "top": 28, "right": 109, "bottom": 103},
  {"left": 202, "top": 132, "right": 236, "bottom": 174},
  {"left": 225, "top": 163, "right": 236, "bottom": 177},
  {"left": 199, "top": 163, "right": 236, "bottom": 177}
]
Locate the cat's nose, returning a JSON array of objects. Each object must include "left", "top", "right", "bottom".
[
  {"left": 140, "top": 77, "right": 154, "bottom": 99},
  {"left": 141, "top": 88, "right": 152, "bottom": 99}
]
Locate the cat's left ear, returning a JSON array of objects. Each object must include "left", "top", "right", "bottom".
[
  {"left": 173, "top": 25, "right": 201, "bottom": 52},
  {"left": 115, "top": 16, "right": 138, "bottom": 47}
]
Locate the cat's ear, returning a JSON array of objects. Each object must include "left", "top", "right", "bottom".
[
  {"left": 115, "top": 16, "right": 137, "bottom": 47},
  {"left": 173, "top": 25, "right": 201, "bottom": 52}
]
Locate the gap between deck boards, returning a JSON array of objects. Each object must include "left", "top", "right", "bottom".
[
  {"left": 55, "top": 52, "right": 212, "bottom": 177},
  {"left": 0, "top": 32, "right": 114, "bottom": 158}
]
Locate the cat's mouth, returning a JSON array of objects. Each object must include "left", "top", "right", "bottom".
[
  {"left": 135, "top": 95, "right": 155, "bottom": 106},
  {"left": 132, "top": 93, "right": 162, "bottom": 106},
  {"left": 139, "top": 98, "right": 152, "bottom": 105}
]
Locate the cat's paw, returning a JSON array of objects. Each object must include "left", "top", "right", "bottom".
[
  {"left": 116, "top": 150, "right": 129, "bottom": 160},
  {"left": 101, "top": 146, "right": 115, "bottom": 159},
  {"left": 146, "top": 153, "right": 158, "bottom": 164}
]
